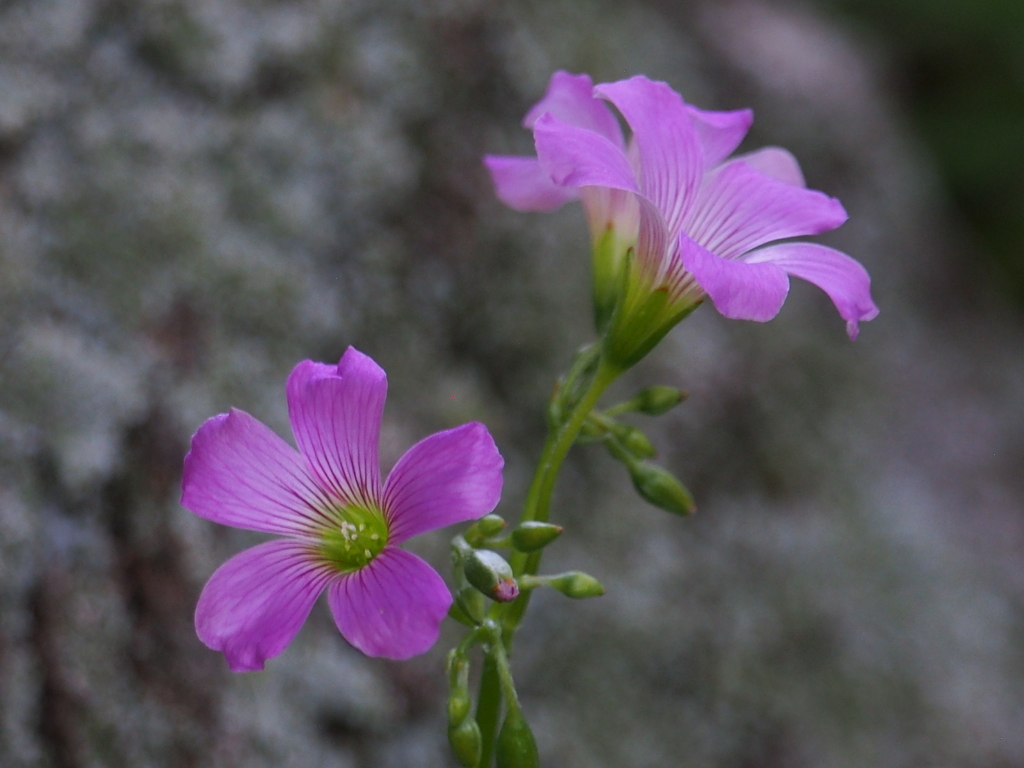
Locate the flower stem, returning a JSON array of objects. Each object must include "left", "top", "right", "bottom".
[
  {"left": 502, "top": 354, "right": 619, "bottom": 636},
  {"left": 472, "top": 352, "right": 619, "bottom": 767}
]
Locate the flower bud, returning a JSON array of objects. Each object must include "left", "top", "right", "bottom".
[
  {"left": 510, "top": 522, "right": 563, "bottom": 553},
  {"left": 611, "top": 423, "right": 656, "bottom": 459},
  {"left": 630, "top": 386, "right": 687, "bottom": 415},
  {"left": 447, "top": 652, "right": 472, "bottom": 726},
  {"left": 448, "top": 718, "right": 483, "bottom": 768},
  {"left": 464, "top": 549, "right": 520, "bottom": 602},
  {"left": 547, "top": 571, "right": 606, "bottom": 599},
  {"left": 464, "top": 514, "right": 507, "bottom": 545},
  {"left": 628, "top": 462, "right": 696, "bottom": 515},
  {"left": 496, "top": 709, "right": 539, "bottom": 768}
]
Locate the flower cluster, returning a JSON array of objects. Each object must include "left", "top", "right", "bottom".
[{"left": 486, "top": 72, "right": 878, "bottom": 366}]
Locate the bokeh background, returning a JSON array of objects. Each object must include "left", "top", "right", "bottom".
[{"left": 2, "top": 0, "right": 1023, "bottom": 766}]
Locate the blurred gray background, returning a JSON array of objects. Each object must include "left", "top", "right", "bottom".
[{"left": 1, "top": 0, "right": 1023, "bottom": 766}]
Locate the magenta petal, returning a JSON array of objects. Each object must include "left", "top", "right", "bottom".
[
  {"left": 733, "top": 147, "right": 806, "bottom": 187},
  {"left": 287, "top": 348, "right": 385, "bottom": 507},
  {"left": 685, "top": 160, "right": 848, "bottom": 260},
  {"left": 483, "top": 155, "right": 579, "bottom": 212},
  {"left": 680, "top": 233, "right": 790, "bottom": 322},
  {"left": 594, "top": 76, "right": 704, "bottom": 241},
  {"left": 533, "top": 113, "right": 639, "bottom": 194},
  {"left": 687, "top": 105, "right": 753, "bottom": 167},
  {"left": 383, "top": 422, "right": 503, "bottom": 545},
  {"left": 523, "top": 71, "right": 624, "bottom": 147},
  {"left": 328, "top": 548, "right": 452, "bottom": 659},
  {"left": 195, "top": 540, "right": 332, "bottom": 672},
  {"left": 182, "top": 409, "right": 328, "bottom": 535},
  {"left": 746, "top": 243, "right": 880, "bottom": 339}
]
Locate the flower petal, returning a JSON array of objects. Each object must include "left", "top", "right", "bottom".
[
  {"left": 680, "top": 232, "right": 790, "bottom": 322},
  {"left": 523, "top": 70, "right": 624, "bottom": 147},
  {"left": 195, "top": 540, "right": 332, "bottom": 672},
  {"left": 533, "top": 113, "right": 639, "bottom": 194},
  {"left": 287, "top": 348, "right": 386, "bottom": 508},
  {"left": 594, "top": 76, "right": 704, "bottom": 242},
  {"left": 483, "top": 155, "right": 579, "bottom": 212},
  {"left": 733, "top": 147, "right": 806, "bottom": 187},
  {"left": 746, "top": 243, "right": 880, "bottom": 339},
  {"left": 687, "top": 105, "right": 753, "bottom": 167},
  {"left": 328, "top": 548, "right": 452, "bottom": 659},
  {"left": 533, "top": 113, "right": 670, "bottom": 283},
  {"left": 182, "top": 409, "right": 331, "bottom": 535},
  {"left": 383, "top": 422, "right": 503, "bottom": 545},
  {"left": 684, "top": 160, "right": 847, "bottom": 260}
]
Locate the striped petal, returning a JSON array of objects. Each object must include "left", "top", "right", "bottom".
[
  {"left": 523, "top": 70, "right": 624, "bottom": 147},
  {"left": 383, "top": 422, "right": 504, "bottom": 545},
  {"left": 195, "top": 540, "right": 332, "bottom": 672},
  {"left": 182, "top": 409, "right": 330, "bottom": 536},
  {"left": 746, "top": 242, "right": 879, "bottom": 338},
  {"left": 687, "top": 105, "right": 753, "bottom": 167},
  {"left": 328, "top": 548, "right": 452, "bottom": 659},
  {"left": 287, "top": 348, "right": 385, "bottom": 508}
]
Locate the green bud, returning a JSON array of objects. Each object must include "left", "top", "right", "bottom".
[
  {"left": 546, "top": 571, "right": 606, "bottom": 599},
  {"left": 448, "top": 718, "right": 483, "bottom": 768},
  {"left": 629, "top": 462, "right": 696, "bottom": 515},
  {"left": 611, "top": 423, "right": 656, "bottom": 459},
  {"left": 631, "top": 386, "right": 687, "bottom": 415},
  {"left": 464, "top": 514, "right": 507, "bottom": 545},
  {"left": 455, "top": 585, "right": 487, "bottom": 624},
  {"left": 447, "top": 652, "right": 472, "bottom": 726},
  {"left": 510, "top": 522, "right": 563, "bottom": 553},
  {"left": 464, "top": 549, "right": 520, "bottom": 602},
  {"left": 496, "top": 709, "right": 539, "bottom": 768}
]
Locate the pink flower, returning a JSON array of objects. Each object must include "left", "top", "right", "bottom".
[
  {"left": 182, "top": 347, "right": 504, "bottom": 671},
  {"left": 485, "top": 72, "right": 878, "bottom": 365}
]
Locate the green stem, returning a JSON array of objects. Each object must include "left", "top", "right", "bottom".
[
  {"left": 502, "top": 354, "right": 619, "bottom": 637},
  {"left": 472, "top": 352, "right": 620, "bottom": 767},
  {"left": 475, "top": 653, "right": 502, "bottom": 768}
]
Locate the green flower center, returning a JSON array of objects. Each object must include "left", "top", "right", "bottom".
[{"left": 317, "top": 504, "right": 389, "bottom": 572}]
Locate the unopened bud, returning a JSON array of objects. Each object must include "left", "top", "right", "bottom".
[
  {"left": 496, "top": 709, "right": 539, "bottom": 768},
  {"left": 547, "top": 571, "right": 606, "bottom": 599},
  {"left": 447, "top": 652, "right": 472, "bottom": 726},
  {"left": 464, "top": 549, "right": 519, "bottom": 602},
  {"left": 629, "top": 462, "right": 696, "bottom": 515},
  {"left": 612, "top": 424, "right": 656, "bottom": 459},
  {"left": 448, "top": 718, "right": 483, "bottom": 768},
  {"left": 631, "top": 386, "right": 687, "bottom": 415},
  {"left": 511, "top": 522, "right": 563, "bottom": 553},
  {"left": 465, "top": 514, "right": 507, "bottom": 545}
]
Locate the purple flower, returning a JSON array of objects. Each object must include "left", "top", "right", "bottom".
[
  {"left": 182, "top": 347, "right": 504, "bottom": 671},
  {"left": 485, "top": 72, "right": 878, "bottom": 364}
]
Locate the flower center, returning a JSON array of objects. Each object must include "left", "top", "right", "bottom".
[{"left": 317, "top": 504, "right": 389, "bottom": 572}]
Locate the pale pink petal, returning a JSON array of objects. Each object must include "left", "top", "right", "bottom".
[
  {"left": 533, "top": 113, "right": 670, "bottom": 281},
  {"left": 195, "top": 540, "right": 333, "bottom": 672},
  {"left": 746, "top": 243, "right": 880, "bottom": 339},
  {"left": 594, "top": 76, "right": 704, "bottom": 241},
  {"left": 687, "top": 105, "right": 753, "bottom": 167},
  {"left": 182, "top": 409, "right": 332, "bottom": 536},
  {"left": 328, "top": 548, "right": 452, "bottom": 659},
  {"left": 383, "top": 422, "right": 503, "bottom": 545},
  {"left": 287, "top": 348, "right": 385, "bottom": 507},
  {"left": 680, "top": 233, "right": 790, "bottom": 322},
  {"left": 523, "top": 70, "right": 624, "bottom": 147},
  {"left": 579, "top": 185, "right": 640, "bottom": 243},
  {"left": 685, "top": 160, "right": 847, "bottom": 260},
  {"left": 483, "top": 155, "right": 579, "bottom": 212},
  {"left": 533, "top": 113, "right": 639, "bottom": 194},
  {"left": 733, "top": 147, "right": 806, "bottom": 187}
]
